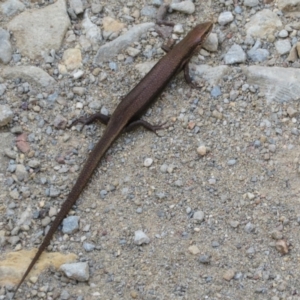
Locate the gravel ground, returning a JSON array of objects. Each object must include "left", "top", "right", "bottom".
[{"left": 1, "top": 0, "right": 300, "bottom": 299}]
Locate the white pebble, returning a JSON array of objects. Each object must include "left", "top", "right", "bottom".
[
  {"left": 170, "top": 1, "right": 195, "bottom": 14},
  {"left": 73, "top": 70, "right": 84, "bottom": 79},
  {"left": 218, "top": 11, "right": 234, "bottom": 26},
  {"left": 144, "top": 158, "right": 153, "bottom": 167},
  {"left": 134, "top": 230, "right": 150, "bottom": 245}
]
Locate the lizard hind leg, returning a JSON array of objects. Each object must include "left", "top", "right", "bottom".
[{"left": 125, "top": 119, "right": 168, "bottom": 135}]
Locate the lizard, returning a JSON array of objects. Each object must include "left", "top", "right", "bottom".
[{"left": 12, "top": 20, "right": 213, "bottom": 298}]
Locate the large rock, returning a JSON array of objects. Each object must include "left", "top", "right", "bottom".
[
  {"left": 245, "top": 9, "right": 282, "bottom": 38},
  {"left": 94, "top": 22, "right": 154, "bottom": 63},
  {"left": 242, "top": 66, "right": 300, "bottom": 103},
  {"left": 0, "top": 28, "right": 12, "bottom": 64},
  {"left": 7, "top": 0, "right": 70, "bottom": 59},
  {"left": 1, "top": 66, "right": 56, "bottom": 88}
]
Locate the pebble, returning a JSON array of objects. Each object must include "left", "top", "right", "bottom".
[
  {"left": 275, "top": 39, "right": 291, "bottom": 55},
  {"left": 223, "top": 269, "right": 235, "bottom": 281},
  {"left": 197, "top": 145, "right": 207, "bottom": 156},
  {"left": 188, "top": 245, "right": 200, "bottom": 255},
  {"left": 199, "top": 254, "right": 211, "bottom": 264},
  {"left": 60, "top": 262, "right": 89, "bottom": 281},
  {"left": 193, "top": 211, "right": 204, "bottom": 222},
  {"left": 0, "top": 105, "right": 13, "bottom": 126},
  {"left": 134, "top": 230, "right": 150, "bottom": 245},
  {"left": 227, "top": 159, "right": 237, "bottom": 166},
  {"left": 224, "top": 44, "right": 246, "bottom": 64},
  {"left": 62, "top": 216, "right": 79, "bottom": 234},
  {"left": 0, "top": 28, "right": 12, "bottom": 64},
  {"left": 244, "top": 0, "right": 259, "bottom": 6},
  {"left": 278, "top": 29, "right": 288, "bottom": 38},
  {"left": 211, "top": 85, "right": 222, "bottom": 98},
  {"left": 229, "top": 220, "right": 240, "bottom": 228},
  {"left": 1, "top": 0, "right": 25, "bottom": 16},
  {"left": 170, "top": 1, "right": 195, "bottom": 15},
  {"left": 247, "top": 40, "right": 269, "bottom": 62},
  {"left": 144, "top": 158, "right": 153, "bottom": 167},
  {"left": 275, "top": 240, "right": 289, "bottom": 254},
  {"left": 271, "top": 230, "right": 283, "bottom": 240},
  {"left": 83, "top": 242, "right": 95, "bottom": 252},
  {"left": 244, "top": 222, "right": 255, "bottom": 233},
  {"left": 218, "top": 11, "right": 234, "bottom": 26}
]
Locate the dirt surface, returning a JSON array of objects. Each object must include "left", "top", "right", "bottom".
[{"left": 1, "top": 1, "right": 300, "bottom": 300}]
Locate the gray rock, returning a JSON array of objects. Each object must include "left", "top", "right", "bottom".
[
  {"left": 218, "top": 11, "right": 234, "bottom": 26},
  {"left": 241, "top": 66, "right": 300, "bottom": 103},
  {"left": 2, "top": 66, "right": 56, "bottom": 88},
  {"left": 244, "top": 0, "right": 259, "bottom": 7},
  {"left": 0, "top": 84, "right": 6, "bottom": 96},
  {"left": 275, "top": 39, "right": 291, "bottom": 55},
  {"left": 94, "top": 22, "right": 154, "bottom": 63},
  {"left": 193, "top": 211, "right": 204, "bottom": 222},
  {"left": 62, "top": 216, "right": 80, "bottom": 234},
  {"left": 7, "top": 0, "right": 70, "bottom": 59},
  {"left": 1, "top": 0, "right": 25, "bottom": 16},
  {"left": 247, "top": 40, "right": 269, "bottom": 62},
  {"left": 0, "top": 28, "right": 12, "bottom": 64},
  {"left": 224, "top": 44, "right": 246, "bottom": 64},
  {"left": 244, "top": 222, "right": 255, "bottom": 233},
  {"left": 245, "top": 9, "right": 282, "bottom": 38},
  {"left": 83, "top": 242, "right": 96, "bottom": 252},
  {"left": 211, "top": 86, "right": 222, "bottom": 98},
  {"left": 134, "top": 230, "right": 150, "bottom": 245},
  {"left": 199, "top": 254, "right": 211, "bottom": 264},
  {"left": 60, "top": 262, "right": 89, "bottom": 281},
  {"left": 15, "top": 164, "right": 28, "bottom": 181},
  {"left": 0, "top": 105, "right": 13, "bottom": 126},
  {"left": 170, "top": 1, "right": 195, "bottom": 14},
  {"left": 69, "top": 0, "right": 83, "bottom": 15},
  {"left": 141, "top": 6, "right": 157, "bottom": 17},
  {"left": 82, "top": 10, "right": 102, "bottom": 46},
  {"left": 227, "top": 159, "right": 237, "bottom": 166}
]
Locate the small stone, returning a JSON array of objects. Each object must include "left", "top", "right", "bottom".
[
  {"left": 60, "top": 262, "right": 89, "bottom": 281},
  {"left": 244, "top": 222, "right": 255, "bottom": 233},
  {"left": 244, "top": 0, "right": 259, "bottom": 6},
  {"left": 275, "top": 240, "right": 289, "bottom": 254},
  {"left": 218, "top": 11, "right": 234, "bottom": 26},
  {"left": 199, "top": 254, "right": 211, "bottom": 264},
  {"left": 193, "top": 211, "right": 204, "bottom": 222},
  {"left": 223, "top": 269, "right": 235, "bottom": 281},
  {"left": 144, "top": 158, "right": 153, "bottom": 167},
  {"left": 227, "top": 159, "right": 236, "bottom": 166},
  {"left": 130, "top": 290, "right": 138, "bottom": 299},
  {"left": 275, "top": 39, "right": 291, "bottom": 55},
  {"left": 62, "top": 48, "right": 82, "bottom": 71},
  {"left": 197, "top": 145, "right": 207, "bottom": 156},
  {"left": 287, "top": 106, "right": 297, "bottom": 117},
  {"left": 188, "top": 245, "right": 200, "bottom": 255},
  {"left": 211, "top": 85, "right": 222, "bottom": 98},
  {"left": 271, "top": 230, "right": 283, "bottom": 240},
  {"left": 62, "top": 216, "right": 79, "bottom": 234},
  {"left": 0, "top": 105, "right": 13, "bottom": 126},
  {"left": 134, "top": 230, "right": 150, "bottom": 245},
  {"left": 41, "top": 216, "right": 51, "bottom": 227},
  {"left": 229, "top": 220, "right": 240, "bottom": 228},
  {"left": 83, "top": 242, "right": 95, "bottom": 252},
  {"left": 224, "top": 44, "right": 246, "bottom": 64},
  {"left": 126, "top": 47, "right": 141, "bottom": 57},
  {"left": 278, "top": 29, "right": 288, "bottom": 38},
  {"left": 170, "top": 1, "right": 195, "bottom": 14}
]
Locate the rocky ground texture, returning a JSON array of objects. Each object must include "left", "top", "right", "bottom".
[{"left": 1, "top": 0, "right": 300, "bottom": 299}]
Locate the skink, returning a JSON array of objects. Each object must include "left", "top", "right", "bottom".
[{"left": 13, "top": 21, "right": 213, "bottom": 297}]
